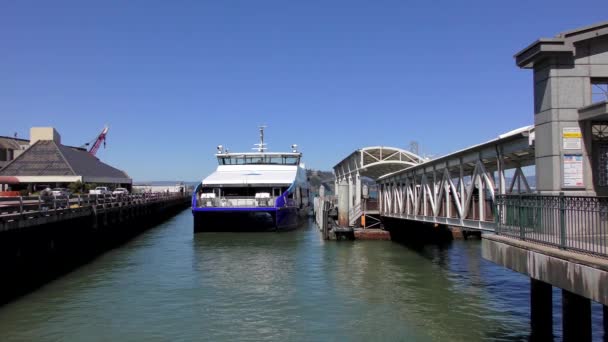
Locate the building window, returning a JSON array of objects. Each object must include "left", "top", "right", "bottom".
[
  {"left": 597, "top": 143, "right": 608, "bottom": 187},
  {"left": 0, "top": 149, "right": 6, "bottom": 161},
  {"left": 592, "top": 123, "right": 608, "bottom": 141},
  {"left": 593, "top": 122, "right": 608, "bottom": 187},
  {"left": 592, "top": 79, "right": 608, "bottom": 103}
]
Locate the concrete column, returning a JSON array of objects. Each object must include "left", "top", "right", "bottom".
[
  {"left": 562, "top": 289, "right": 591, "bottom": 342},
  {"left": 530, "top": 279, "right": 553, "bottom": 339},
  {"left": 348, "top": 175, "right": 354, "bottom": 209},
  {"left": 334, "top": 179, "right": 339, "bottom": 197},
  {"left": 355, "top": 172, "right": 361, "bottom": 209},
  {"left": 338, "top": 181, "right": 349, "bottom": 227}
]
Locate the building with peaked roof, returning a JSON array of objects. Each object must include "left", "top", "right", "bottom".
[
  {"left": 0, "top": 136, "right": 30, "bottom": 169},
  {"left": 0, "top": 127, "right": 131, "bottom": 192}
]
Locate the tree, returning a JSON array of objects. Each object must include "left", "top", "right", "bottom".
[
  {"left": 84, "top": 182, "right": 98, "bottom": 192},
  {"left": 68, "top": 181, "right": 84, "bottom": 194}
]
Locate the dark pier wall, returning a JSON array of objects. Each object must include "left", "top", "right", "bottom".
[
  {"left": 0, "top": 199, "right": 189, "bottom": 305},
  {"left": 382, "top": 216, "right": 455, "bottom": 244}
]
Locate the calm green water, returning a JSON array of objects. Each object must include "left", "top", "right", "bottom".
[{"left": 0, "top": 210, "right": 603, "bottom": 341}]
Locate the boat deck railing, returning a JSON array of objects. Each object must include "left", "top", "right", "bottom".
[{"left": 196, "top": 196, "right": 277, "bottom": 208}]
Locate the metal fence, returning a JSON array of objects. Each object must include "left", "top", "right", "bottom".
[
  {"left": 0, "top": 192, "right": 189, "bottom": 218},
  {"left": 195, "top": 195, "right": 278, "bottom": 208},
  {"left": 495, "top": 194, "right": 608, "bottom": 257}
]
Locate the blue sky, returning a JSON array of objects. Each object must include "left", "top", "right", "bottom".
[{"left": 1, "top": 1, "right": 606, "bottom": 181}]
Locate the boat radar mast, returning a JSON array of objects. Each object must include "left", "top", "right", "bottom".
[{"left": 253, "top": 125, "right": 268, "bottom": 152}]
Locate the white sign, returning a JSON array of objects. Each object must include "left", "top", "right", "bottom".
[
  {"left": 563, "top": 154, "right": 584, "bottom": 187},
  {"left": 563, "top": 127, "right": 582, "bottom": 150}
]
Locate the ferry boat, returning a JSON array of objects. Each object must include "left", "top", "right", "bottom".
[{"left": 192, "top": 127, "right": 311, "bottom": 231}]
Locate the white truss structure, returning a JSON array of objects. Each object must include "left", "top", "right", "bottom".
[
  {"left": 378, "top": 126, "right": 535, "bottom": 231},
  {"left": 334, "top": 146, "right": 424, "bottom": 181},
  {"left": 333, "top": 146, "right": 425, "bottom": 225}
]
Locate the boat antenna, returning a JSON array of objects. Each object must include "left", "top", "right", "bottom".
[{"left": 253, "top": 125, "right": 268, "bottom": 152}]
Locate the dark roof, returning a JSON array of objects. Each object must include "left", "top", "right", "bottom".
[
  {"left": 0, "top": 136, "right": 29, "bottom": 150},
  {"left": 57, "top": 143, "right": 129, "bottom": 178},
  {"left": 0, "top": 140, "right": 130, "bottom": 179}
]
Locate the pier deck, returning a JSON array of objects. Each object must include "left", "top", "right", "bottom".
[{"left": 0, "top": 193, "right": 190, "bottom": 232}]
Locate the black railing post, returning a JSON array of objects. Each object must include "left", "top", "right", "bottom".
[
  {"left": 494, "top": 195, "right": 499, "bottom": 233},
  {"left": 519, "top": 194, "right": 524, "bottom": 240},
  {"left": 559, "top": 192, "right": 566, "bottom": 249}
]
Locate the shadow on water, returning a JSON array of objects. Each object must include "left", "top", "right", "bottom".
[
  {"left": 383, "top": 216, "right": 607, "bottom": 341},
  {"left": 0, "top": 205, "right": 189, "bottom": 306},
  {"left": 353, "top": 218, "right": 532, "bottom": 340}
]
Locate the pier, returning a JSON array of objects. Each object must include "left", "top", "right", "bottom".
[
  {"left": 0, "top": 192, "right": 189, "bottom": 231},
  {"left": 318, "top": 21, "right": 608, "bottom": 339}
]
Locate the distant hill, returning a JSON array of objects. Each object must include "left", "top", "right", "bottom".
[{"left": 307, "top": 169, "right": 335, "bottom": 193}]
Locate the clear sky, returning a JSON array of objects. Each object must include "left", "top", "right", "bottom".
[{"left": 1, "top": 1, "right": 607, "bottom": 181}]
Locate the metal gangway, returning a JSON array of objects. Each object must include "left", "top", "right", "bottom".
[
  {"left": 377, "top": 126, "right": 535, "bottom": 231},
  {"left": 333, "top": 146, "right": 425, "bottom": 227}
]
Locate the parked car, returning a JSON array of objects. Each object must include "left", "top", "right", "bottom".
[
  {"left": 89, "top": 187, "right": 111, "bottom": 195},
  {"left": 51, "top": 188, "right": 71, "bottom": 197},
  {"left": 112, "top": 188, "right": 129, "bottom": 196}
]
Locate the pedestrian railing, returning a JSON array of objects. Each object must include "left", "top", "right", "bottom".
[
  {"left": 0, "top": 192, "right": 189, "bottom": 219},
  {"left": 495, "top": 194, "right": 608, "bottom": 257}
]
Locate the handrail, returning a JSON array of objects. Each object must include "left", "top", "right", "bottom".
[
  {"left": 349, "top": 203, "right": 363, "bottom": 226},
  {"left": 196, "top": 196, "right": 278, "bottom": 208},
  {"left": 0, "top": 192, "right": 189, "bottom": 218},
  {"left": 495, "top": 194, "right": 608, "bottom": 258}
]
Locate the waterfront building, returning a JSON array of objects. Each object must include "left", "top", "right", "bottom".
[{"left": 0, "top": 127, "right": 131, "bottom": 193}]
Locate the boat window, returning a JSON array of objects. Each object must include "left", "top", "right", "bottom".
[
  {"left": 209, "top": 187, "right": 275, "bottom": 197},
  {"left": 283, "top": 157, "right": 299, "bottom": 165}
]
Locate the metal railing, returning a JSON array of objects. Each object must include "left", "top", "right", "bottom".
[
  {"left": 0, "top": 192, "right": 189, "bottom": 218},
  {"left": 196, "top": 196, "right": 277, "bottom": 208},
  {"left": 495, "top": 194, "right": 608, "bottom": 257},
  {"left": 349, "top": 203, "right": 362, "bottom": 226}
]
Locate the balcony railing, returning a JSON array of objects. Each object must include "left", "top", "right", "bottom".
[{"left": 495, "top": 194, "right": 608, "bottom": 258}]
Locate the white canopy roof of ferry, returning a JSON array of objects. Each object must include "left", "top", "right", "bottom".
[{"left": 202, "top": 165, "right": 298, "bottom": 186}]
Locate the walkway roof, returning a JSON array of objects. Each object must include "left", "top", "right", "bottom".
[{"left": 333, "top": 146, "right": 424, "bottom": 181}]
